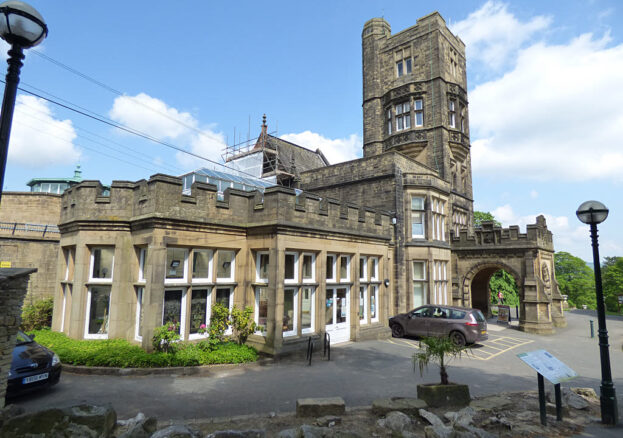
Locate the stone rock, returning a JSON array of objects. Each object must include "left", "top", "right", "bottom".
[
  {"left": 444, "top": 406, "right": 475, "bottom": 428},
  {"left": 118, "top": 414, "right": 158, "bottom": 438},
  {"left": 376, "top": 411, "right": 412, "bottom": 433},
  {"left": 315, "top": 415, "right": 342, "bottom": 427},
  {"left": 565, "top": 390, "right": 590, "bottom": 410},
  {"left": 151, "top": 424, "right": 199, "bottom": 438},
  {"left": 0, "top": 403, "right": 116, "bottom": 438},
  {"left": 546, "top": 402, "right": 569, "bottom": 417},
  {"left": 424, "top": 424, "right": 454, "bottom": 438},
  {"left": 469, "top": 395, "right": 513, "bottom": 412},
  {"left": 206, "top": 430, "right": 265, "bottom": 438},
  {"left": 418, "top": 409, "right": 444, "bottom": 427},
  {"left": 371, "top": 397, "right": 427, "bottom": 416},
  {"left": 277, "top": 424, "right": 332, "bottom": 438},
  {"left": 296, "top": 398, "right": 345, "bottom": 418},
  {"left": 0, "top": 404, "right": 24, "bottom": 426},
  {"left": 276, "top": 428, "right": 299, "bottom": 438},
  {"left": 117, "top": 412, "right": 146, "bottom": 427},
  {"left": 571, "top": 387, "right": 598, "bottom": 400},
  {"left": 417, "top": 384, "right": 470, "bottom": 408},
  {"left": 454, "top": 423, "right": 496, "bottom": 438}
]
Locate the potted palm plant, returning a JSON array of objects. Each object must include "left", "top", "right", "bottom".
[{"left": 413, "top": 336, "right": 471, "bottom": 407}]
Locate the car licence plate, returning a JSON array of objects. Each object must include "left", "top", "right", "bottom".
[{"left": 23, "top": 373, "right": 48, "bottom": 384}]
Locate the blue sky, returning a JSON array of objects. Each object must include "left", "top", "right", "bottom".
[{"left": 2, "top": 0, "right": 623, "bottom": 262}]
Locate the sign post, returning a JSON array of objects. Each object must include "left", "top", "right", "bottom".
[{"left": 517, "top": 350, "right": 578, "bottom": 425}]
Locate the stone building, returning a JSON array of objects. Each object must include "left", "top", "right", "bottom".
[{"left": 50, "top": 12, "right": 565, "bottom": 355}]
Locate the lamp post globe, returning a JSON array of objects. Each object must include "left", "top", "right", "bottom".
[
  {"left": 0, "top": 1, "right": 47, "bottom": 202},
  {"left": 576, "top": 200, "right": 618, "bottom": 425}
]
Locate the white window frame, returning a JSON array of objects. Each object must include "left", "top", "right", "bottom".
[
  {"left": 60, "top": 284, "right": 68, "bottom": 333},
  {"left": 215, "top": 286, "right": 234, "bottom": 334},
  {"left": 326, "top": 254, "right": 337, "bottom": 283},
  {"left": 449, "top": 100, "right": 456, "bottom": 128},
  {"left": 282, "top": 287, "right": 298, "bottom": 337},
  {"left": 138, "top": 247, "right": 146, "bottom": 283},
  {"left": 88, "top": 247, "right": 114, "bottom": 283},
  {"left": 135, "top": 286, "right": 144, "bottom": 341},
  {"left": 301, "top": 285, "right": 315, "bottom": 334},
  {"left": 63, "top": 249, "right": 70, "bottom": 281},
  {"left": 192, "top": 249, "right": 213, "bottom": 283},
  {"left": 414, "top": 99, "right": 423, "bottom": 127},
  {"left": 188, "top": 287, "right": 211, "bottom": 340},
  {"left": 359, "top": 285, "right": 368, "bottom": 325},
  {"left": 284, "top": 251, "right": 299, "bottom": 284},
  {"left": 162, "top": 288, "right": 187, "bottom": 340},
  {"left": 301, "top": 253, "right": 315, "bottom": 283},
  {"left": 164, "top": 247, "right": 189, "bottom": 284},
  {"left": 387, "top": 108, "right": 392, "bottom": 135},
  {"left": 256, "top": 251, "right": 269, "bottom": 283},
  {"left": 369, "top": 257, "right": 379, "bottom": 282},
  {"left": 84, "top": 285, "right": 111, "bottom": 340},
  {"left": 359, "top": 256, "right": 367, "bottom": 282},
  {"left": 370, "top": 284, "right": 379, "bottom": 323},
  {"left": 215, "top": 250, "right": 236, "bottom": 283},
  {"left": 396, "top": 60, "right": 403, "bottom": 77},
  {"left": 412, "top": 261, "right": 427, "bottom": 308},
  {"left": 411, "top": 196, "right": 426, "bottom": 239},
  {"left": 339, "top": 255, "right": 350, "bottom": 283},
  {"left": 254, "top": 286, "right": 269, "bottom": 335}
]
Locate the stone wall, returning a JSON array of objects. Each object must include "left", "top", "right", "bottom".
[
  {"left": 0, "top": 268, "right": 36, "bottom": 408},
  {"left": 0, "top": 192, "right": 61, "bottom": 225}
]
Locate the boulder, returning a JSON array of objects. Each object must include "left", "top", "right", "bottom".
[
  {"left": 371, "top": 397, "right": 427, "bottom": 416},
  {"left": 418, "top": 409, "right": 444, "bottom": 427},
  {"left": 0, "top": 404, "right": 116, "bottom": 438},
  {"left": 315, "top": 415, "right": 341, "bottom": 427},
  {"left": 118, "top": 414, "right": 158, "bottom": 438},
  {"left": 424, "top": 424, "right": 454, "bottom": 438},
  {"left": 444, "top": 406, "right": 475, "bottom": 428},
  {"left": 376, "top": 411, "right": 412, "bottom": 433},
  {"left": 296, "top": 397, "right": 345, "bottom": 417},
  {"left": 151, "top": 424, "right": 199, "bottom": 438},
  {"left": 469, "top": 395, "right": 514, "bottom": 412}
]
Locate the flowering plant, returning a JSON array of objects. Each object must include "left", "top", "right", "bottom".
[
  {"left": 152, "top": 322, "right": 180, "bottom": 353},
  {"left": 198, "top": 323, "right": 207, "bottom": 335}
]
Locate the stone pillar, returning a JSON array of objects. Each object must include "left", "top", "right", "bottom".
[{"left": 0, "top": 268, "right": 37, "bottom": 408}]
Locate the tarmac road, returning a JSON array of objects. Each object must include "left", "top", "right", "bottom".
[{"left": 8, "top": 310, "right": 623, "bottom": 424}]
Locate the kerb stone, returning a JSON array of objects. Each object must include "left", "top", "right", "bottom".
[{"left": 296, "top": 397, "right": 345, "bottom": 417}]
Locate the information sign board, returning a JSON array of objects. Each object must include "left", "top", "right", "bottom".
[
  {"left": 517, "top": 350, "right": 577, "bottom": 384},
  {"left": 497, "top": 305, "right": 510, "bottom": 323}
]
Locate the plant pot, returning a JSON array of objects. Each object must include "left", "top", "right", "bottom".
[{"left": 416, "top": 383, "right": 470, "bottom": 408}]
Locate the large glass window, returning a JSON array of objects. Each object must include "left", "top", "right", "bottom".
[
  {"left": 411, "top": 196, "right": 425, "bottom": 238},
  {"left": 135, "top": 287, "right": 144, "bottom": 341},
  {"left": 413, "top": 261, "right": 427, "bottom": 308},
  {"left": 192, "top": 249, "right": 212, "bottom": 281},
  {"left": 189, "top": 289, "right": 209, "bottom": 337},
  {"left": 216, "top": 250, "right": 235, "bottom": 282},
  {"left": 301, "top": 286, "right": 314, "bottom": 333},
  {"left": 433, "top": 261, "right": 448, "bottom": 305},
  {"left": 163, "top": 289, "right": 184, "bottom": 335},
  {"left": 255, "top": 287, "right": 268, "bottom": 333},
  {"left": 359, "top": 286, "right": 367, "bottom": 324},
  {"left": 339, "top": 255, "right": 350, "bottom": 282},
  {"left": 256, "top": 252, "right": 269, "bottom": 282},
  {"left": 414, "top": 99, "right": 423, "bottom": 127},
  {"left": 395, "top": 102, "right": 410, "bottom": 131},
  {"left": 283, "top": 288, "right": 297, "bottom": 336},
  {"left": 86, "top": 285, "right": 111, "bottom": 339},
  {"left": 370, "top": 285, "right": 379, "bottom": 322},
  {"left": 165, "top": 248, "right": 187, "bottom": 282},
  {"left": 369, "top": 257, "right": 379, "bottom": 281},
  {"left": 302, "top": 253, "right": 315, "bottom": 282},
  {"left": 432, "top": 197, "right": 446, "bottom": 242},
  {"left": 284, "top": 252, "right": 298, "bottom": 283},
  {"left": 448, "top": 100, "right": 456, "bottom": 128},
  {"left": 138, "top": 248, "right": 147, "bottom": 283},
  {"left": 90, "top": 247, "right": 114, "bottom": 281},
  {"left": 326, "top": 255, "right": 336, "bottom": 282}
]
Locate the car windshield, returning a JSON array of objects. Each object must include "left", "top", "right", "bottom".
[{"left": 15, "top": 331, "right": 33, "bottom": 346}]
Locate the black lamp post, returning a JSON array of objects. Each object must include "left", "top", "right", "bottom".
[
  {"left": 576, "top": 200, "right": 618, "bottom": 425},
  {"left": 0, "top": 0, "right": 47, "bottom": 203}
]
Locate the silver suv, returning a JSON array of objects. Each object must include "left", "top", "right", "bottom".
[{"left": 389, "top": 305, "right": 488, "bottom": 346}]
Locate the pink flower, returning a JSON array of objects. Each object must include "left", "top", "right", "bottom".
[{"left": 200, "top": 324, "right": 206, "bottom": 329}]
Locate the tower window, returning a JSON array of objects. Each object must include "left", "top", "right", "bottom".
[
  {"left": 448, "top": 100, "right": 456, "bottom": 128},
  {"left": 414, "top": 99, "right": 423, "bottom": 127},
  {"left": 387, "top": 109, "right": 392, "bottom": 135},
  {"left": 396, "top": 57, "right": 413, "bottom": 77},
  {"left": 395, "top": 102, "right": 410, "bottom": 131}
]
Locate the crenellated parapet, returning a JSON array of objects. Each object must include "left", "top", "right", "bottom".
[
  {"left": 60, "top": 174, "right": 393, "bottom": 240},
  {"left": 450, "top": 215, "right": 554, "bottom": 252}
]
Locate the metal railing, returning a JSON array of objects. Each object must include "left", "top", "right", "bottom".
[{"left": 0, "top": 221, "right": 60, "bottom": 237}]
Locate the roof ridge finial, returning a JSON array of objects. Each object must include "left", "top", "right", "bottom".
[{"left": 261, "top": 114, "right": 267, "bottom": 136}]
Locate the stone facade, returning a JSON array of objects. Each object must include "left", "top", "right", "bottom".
[
  {"left": 0, "top": 193, "right": 61, "bottom": 303},
  {"left": 0, "top": 268, "right": 36, "bottom": 407}
]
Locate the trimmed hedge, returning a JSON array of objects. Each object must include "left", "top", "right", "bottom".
[{"left": 30, "top": 329, "right": 257, "bottom": 368}]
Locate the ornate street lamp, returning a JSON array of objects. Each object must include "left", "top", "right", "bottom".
[
  {"left": 576, "top": 200, "right": 618, "bottom": 425},
  {"left": 0, "top": 1, "right": 47, "bottom": 203}
]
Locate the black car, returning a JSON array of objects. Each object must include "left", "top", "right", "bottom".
[{"left": 6, "top": 331, "right": 61, "bottom": 398}]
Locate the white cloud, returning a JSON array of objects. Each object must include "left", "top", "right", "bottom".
[
  {"left": 279, "top": 131, "right": 362, "bottom": 165},
  {"left": 8, "top": 95, "right": 80, "bottom": 167},
  {"left": 470, "top": 32, "right": 623, "bottom": 182},
  {"left": 108, "top": 93, "right": 226, "bottom": 169},
  {"left": 109, "top": 93, "right": 198, "bottom": 140},
  {"left": 450, "top": 1, "right": 550, "bottom": 70}
]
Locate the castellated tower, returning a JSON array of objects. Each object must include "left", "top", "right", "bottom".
[{"left": 362, "top": 13, "right": 473, "bottom": 202}]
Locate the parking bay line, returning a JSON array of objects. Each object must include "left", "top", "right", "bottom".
[{"left": 471, "top": 339, "right": 534, "bottom": 361}]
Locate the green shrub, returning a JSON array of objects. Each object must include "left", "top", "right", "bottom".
[
  {"left": 21, "top": 298, "right": 54, "bottom": 331},
  {"left": 231, "top": 305, "right": 256, "bottom": 345},
  {"left": 208, "top": 302, "right": 230, "bottom": 343},
  {"left": 30, "top": 329, "right": 257, "bottom": 368},
  {"left": 152, "top": 322, "right": 180, "bottom": 353}
]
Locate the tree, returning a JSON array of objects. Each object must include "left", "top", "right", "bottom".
[
  {"left": 602, "top": 256, "right": 623, "bottom": 312},
  {"left": 412, "top": 337, "right": 470, "bottom": 385},
  {"left": 473, "top": 211, "right": 501, "bottom": 228},
  {"left": 554, "top": 251, "right": 596, "bottom": 309},
  {"left": 489, "top": 270, "right": 519, "bottom": 307}
]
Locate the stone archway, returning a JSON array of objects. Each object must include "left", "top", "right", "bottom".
[{"left": 461, "top": 262, "right": 521, "bottom": 318}]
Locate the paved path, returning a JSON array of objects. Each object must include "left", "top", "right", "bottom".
[{"left": 10, "top": 311, "right": 623, "bottom": 427}]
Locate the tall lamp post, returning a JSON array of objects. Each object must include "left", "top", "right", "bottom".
[
  {"left": 0, "top": 1, "right": 47, "bottom": 203},
  {"left": 576, "top": 200, "right": 618, "bottom": 425}
]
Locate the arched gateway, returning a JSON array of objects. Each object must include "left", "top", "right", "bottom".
[{"left": 451, "top": 216, "right": 566, "bottom": 334}]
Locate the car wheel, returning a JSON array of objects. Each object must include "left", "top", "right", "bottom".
[
  {"left": 450, "top": 331, "right": 466, "bottom": 347},
  {"left": 391, "top": 324, "right": 405, "bottom": 338}
]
